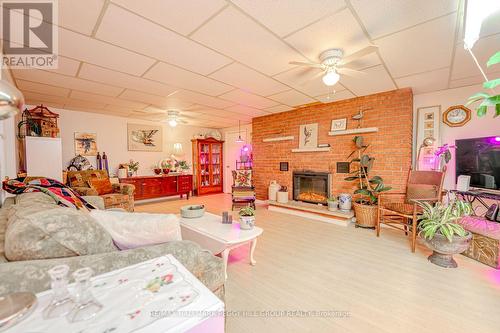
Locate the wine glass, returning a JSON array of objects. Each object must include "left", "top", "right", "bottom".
[
  {"left": 66, "top": 267, "right": 103, "bottom": 322},
  {"left": 43, "top": 265, "right": 75, "bottom": 319}
]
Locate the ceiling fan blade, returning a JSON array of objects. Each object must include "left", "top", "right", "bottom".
[
  {"left": 289, "top": 61, "right": 323, "bottom": 68},
  {"left": 166, "top": 90, "right": 180, "bottom": 98},
  {"left": 303, "top": 69, "right": 326, "bottom": 83},
  {"left": 338, "top": 45, "right": 378, "bottom": 66},
  {"left": 337, "top": 67, "right": 367, "bottom": 77}
]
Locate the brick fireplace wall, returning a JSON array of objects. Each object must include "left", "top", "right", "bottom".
[{"left": 252, "top": 88, "right": 413, "bottom": 200}]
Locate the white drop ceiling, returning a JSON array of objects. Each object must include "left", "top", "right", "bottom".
[{"left": 2, "top": 0, "right": 499, "bottom": 128}]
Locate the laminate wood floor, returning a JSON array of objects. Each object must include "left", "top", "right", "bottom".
[{"left": 136, "top": 194, "right": 500, "bottom": 333}]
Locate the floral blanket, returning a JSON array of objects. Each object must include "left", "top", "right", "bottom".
[{"left": 2, "top": 177, "right": 96, "bottom": 211}]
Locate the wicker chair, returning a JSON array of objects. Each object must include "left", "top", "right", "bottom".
[
  {"left": 231, "top": 170, "right": 256, "bottom": 211},
  {"left": 377, "top": 167, "right": 446, "bottom": 252}
]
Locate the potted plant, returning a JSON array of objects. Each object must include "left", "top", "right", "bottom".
[
  {"left": 327, "top": 196, "right": 338, "bottom": 211},
  {"left": 178, "top": 160, "right": 190, "bottom": 173},
  {"left": 418, "top": 200, "right": 473, "bottom": 268},
  {"left": 276, "top": 185, "right": 288, "bottom": 204},
  {"left": 128, "top": 160, "right": 139, "bottom": 177},
  {"left": 345, "top": 136, "right": 391, "bottom": 228},
  {"left": 239, "top": 206, "right": 255, "bottom": 230},
  {"left": 160, "top": 160, "right": 172, "bottom": 174}
]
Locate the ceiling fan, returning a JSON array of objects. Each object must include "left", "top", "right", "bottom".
[
  {"left": 289, "top": 45, "right": 378, "bottom": 86},
  {"left": 165, "top": 110, "right": 189, "bottom": 127}
]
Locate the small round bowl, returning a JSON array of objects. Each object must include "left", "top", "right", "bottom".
[{"left": 180, "top": 205, "right": 205, "bottom": 218}]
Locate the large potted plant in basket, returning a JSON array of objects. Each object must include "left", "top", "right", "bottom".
[
  {"left": 418, "top": 200, "right": 473, "bottom": 268},
  {"left": 345, "top": 136, "right": 391, "bottom": 228}
]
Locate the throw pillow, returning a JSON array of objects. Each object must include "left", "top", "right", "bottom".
[
  {"left": 87, "top": 178, "right": 114, "bottom": 195},
  {"left": 4, "top": 207, "right": 117, "bottom": 261},
  {"left": 406, "top": 184, "right": 438, "bottom": 203},
  {"left": 68, "top": 173, "right": 85, "bottom": 187},
  {"left": 234, "top": 170, "right": 252, "bottom": 187},
  {"left": 90, "top": 210, "right": 181, "bottom": 250}
]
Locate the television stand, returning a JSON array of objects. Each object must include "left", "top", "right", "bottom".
[{"left": 448, "top": 189, "right": 500, "bottom": 217}]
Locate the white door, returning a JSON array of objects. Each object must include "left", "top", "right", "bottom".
[{"left": 223, "top": 131, "right": 247, "bottom": 193}]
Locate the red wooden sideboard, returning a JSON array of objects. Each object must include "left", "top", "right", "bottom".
[{"left": 119, "top": 174, "right": 193, "bottom": 201}]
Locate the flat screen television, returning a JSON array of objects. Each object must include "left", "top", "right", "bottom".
[{"left": 455, "top": 136, "right": 500, "bottom": 191}]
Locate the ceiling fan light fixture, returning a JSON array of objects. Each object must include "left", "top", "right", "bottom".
[
  {"left": 168, "top": 118, "right": 178, "bottom": 127},
  {"left": 322, "top": 69, "right": 340, "bottom": 86}
]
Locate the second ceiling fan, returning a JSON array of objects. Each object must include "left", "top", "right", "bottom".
[{"left": 289, "top": 45, "right": 378, "bottom": 86}]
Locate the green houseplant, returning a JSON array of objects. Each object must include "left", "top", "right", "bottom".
[
  {"left": 466, "top": 51, "right": 500, "bottom": 117},
  {"left": 418, "top": 200, "right": 473, "bottom": 268},
  {"left": 239, "top": 206, "right": 255, "bottom": 230},
  {"left": 127, "top": 159, "right": 139, "bottom": 176},
  {"left": 327, "top": 196, "right": 338, "bottom": 212},
  {"left": 345, "top": 136, "right": 391, "bottom": 228}
]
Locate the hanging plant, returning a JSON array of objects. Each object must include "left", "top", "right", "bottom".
[{"left": 466, "top": 51, "right": 500, "bottom": 117}]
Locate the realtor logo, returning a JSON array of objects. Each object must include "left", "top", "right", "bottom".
[{"left": 1, "top": 0, "right": 58, "bottom": 69}]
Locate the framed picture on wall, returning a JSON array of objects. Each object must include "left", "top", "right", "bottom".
[
  {"left": 298, "top": 123, "right": 318, "bottom": 149},
  {"left": 416, "top": 105, "right": 441, "bottom": 147},
  {"left": 330, "top": 118, "right": 347, "bottom": 131},
  {"left": 127, "top": 123, "right": 163, "bottom": 152},
  {"left": 74, "top": 132, "right": 97, "bottom": 156},
  {"left": 280, "top": 162, "right": 289, "bottom": 171}
]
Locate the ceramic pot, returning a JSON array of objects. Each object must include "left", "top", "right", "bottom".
[
  {"left": 276, "top": 191, "right": 289, "bottom": 204},
  {"left": 420, "top": 232, "right": 472, "bottom": 268},
  {"left": 338, "top": 193, "right": 352, "bottom": 211},
  {"left": 327, "top": 200, "right": 338, "bottom": 211},
  {"left": 268, "top": 180, "right": 280, "bottom": 201},
  {"left": 239, "top": 216, "right": 255, "bottom": 230},
  {"left": 162, "top": 169, "right": 170, "bottom": 175},
  {"left": 153, "top": 168, "right": 161, "bottom": 175}
]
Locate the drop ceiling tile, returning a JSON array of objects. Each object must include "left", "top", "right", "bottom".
[
  {"left": 69, "top": 90, "right": 149, "bottom": 109},
  {"left": 264, "top": 104, "right": 292, "bottom": 113},
  {"left": 96, "top": 4, "right": 231, "bottom": 75},
  {"left": 315, "top": 89, "right": 355, "bottom": 103},
  {"left": 285, "top": 8, "right": 371, "bottom": 62},
  {"left": 48, "top": 57, "right": 81, "bottom": 76},
  {"left": 339, "top": 65, "right": 396, "bottom": 96},
  {"left": 78, "top": 64, "right": 177, "bottom": 97},
  {"left": 449, "top": 70, "right": 500, "bottom": 89},
  {"left": 225, "top": 105, "right": 270, "bottom": 117},
  {"left": 209, "top": 62, "right": 289, "bottom": 96},
  {"left": 59, "top": 28, "right": 155, "bottom": 76},
  {"left": 120, "top": 89, "right": 177, "bottom": 108},
  {"left": 144, "top": 62, "right": 233, "bottom": 96},
  {"left": 268, "top": 89, "right": 316, "bottom": 107},
  {"left": 395, "top": 68, "right": 450, "bottom": 94},
  {"left": 64, "top": 99, "right": 107, "bottom": 110},
  {"left": 25, "top": 100, "right": 65, "bottom": 109},
  {"left": 451, "top": 34, "right": 500, "bottom": 80},
  {"left": 57, "top": 0, "right": 105, "bottom": 35},
  {"left": 274, "top": 67, "right": 337, "bottom": 96},
  {"left": 13, "top": 69, "right": 123, "bottom": 96},
  {"left": 231, "top": 0, "right": 346, "bottom": 37},
  {"left": 111, "top": 0, "right": 227, "bottom": 35},
  {"left": 351, "top": 0, "right": 458, "bottom": 39},
  {"left": 377, "top": 14, "right": 456, "bottom": 78},
  {"left": 172, "top": 90, "right": 235, "bottom": 109},
  {"left": 191, "top": 6, "right": 306, "bottom": 75},
  {"left": 17, "top": 80, "right": 70, "bottom": 97},
  {"left": 219, "top": 89, "right": 279, "bottom": 109}
]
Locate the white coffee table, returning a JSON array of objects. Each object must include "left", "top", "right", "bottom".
[{"left": 180, "top": 213, "right": 263, "bottom": 279}]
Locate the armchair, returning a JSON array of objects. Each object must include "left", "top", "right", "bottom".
[
  {"left": 67, "top": 170, "right": 135, "bottom": 212},
  {"left": 377, "top": 167, "right": 446, "bottom": 252},
  {"left": 231, "top": 170, "right": 256, "bottom": 210}
]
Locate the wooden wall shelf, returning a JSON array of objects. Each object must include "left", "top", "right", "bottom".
[
  {"left": 291, "top": 147, "right": 331, "bottom": 153},
  {"left": 328, "top": 127, "right": 379, "bottom": 136},
  {"left": 262, "top": 136, "right": 294, "bottom": 142}
]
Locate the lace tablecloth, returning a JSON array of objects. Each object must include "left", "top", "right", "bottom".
[{"left": 5, "top": 255, "right": 224, "bottom": 333}]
